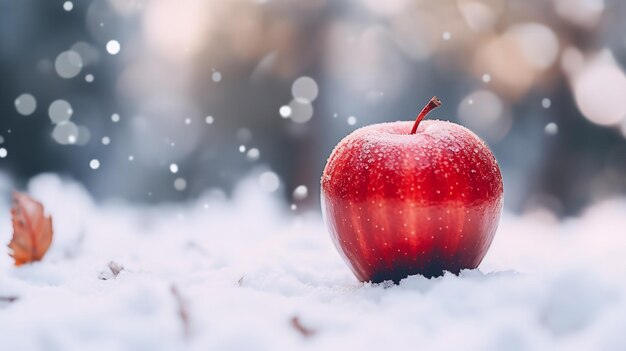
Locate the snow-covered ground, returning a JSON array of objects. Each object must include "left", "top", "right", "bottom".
[{"left": 1, "top": 174, "right": 626, "bottom": 351}]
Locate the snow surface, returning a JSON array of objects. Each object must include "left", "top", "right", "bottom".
[{"left": 1, "top": 174, "right": 626, "bottom": 351}]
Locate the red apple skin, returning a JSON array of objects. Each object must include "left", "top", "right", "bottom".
[{"left": 321, "top": 120, "right": 503, "bottom": 283}]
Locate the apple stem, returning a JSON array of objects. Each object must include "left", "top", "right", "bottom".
[{"left": 410, "top": 96, "right": 442, "bottom": 134}]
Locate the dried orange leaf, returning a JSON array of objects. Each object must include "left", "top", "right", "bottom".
[{"left": 7, "top": 192, "right": 53, "bottom": 266}]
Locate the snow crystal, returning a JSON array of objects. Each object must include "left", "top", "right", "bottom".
[
  {"left": 169, "top": 163, "right": 179, "bottom": 174},
  {"left": 89, "top": 159, "right": 100, "bottom": 170},
  {"left": 279, "top": 105, "right": 292, "bottom": 118},
  {"left": 63, "top": 1, "right": 73, "bottom": 11},
  {"left": 106, "top": 40, "right": 121, "bottom": 55},
  {"left": 0, "top": 148, "right": 7, "bottom": 158}
]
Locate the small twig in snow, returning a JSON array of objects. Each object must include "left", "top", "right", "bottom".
[
  {"left": 99, "top": 261, "right": 124, "bottom": 280},
  {"left": 108, "top": 261, "right": 124, "bottom": 276},
  {"left": 237, "top": 275, "right": 245, "bottom": 287},
  {"left": 0, "top": 296, "right": 19, "bottom": 303},
  {"left": 171, "top": 285, "right": 191, "bottom": 339},
  {"left": 290, "top": 316, "right": 316, "bottom": 338}
]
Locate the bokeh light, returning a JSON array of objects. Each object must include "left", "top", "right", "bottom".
[
  {"left": 106, "top": 40, "right": 121, "bottom": 55},
  {"left": 14, "top": 94, "right": 37, "bottom": 116},
  {"left": 48, "top": 100, "right": 73, "bottom": 124},
  {"left": 259, "top": 171, "right": 280, "bottom": 192},
  {"left": 1, "top": 0, "right": 625, "bottom": 214},
  {"left": 458, "top": 90, "right": 511, "bottom": 141},
  {"left": 573, "top": 52, "right": 626, "bottom": 126},
  {"left": 89, "top": 159, "right": 100, "bottom": 169},
  {"left": 55, "top": 50, "right": 83, "bottom": 79},
  {"left": 52, "top": 121, "right": 79, "bottom": 145},
  {"left": 288, "top": 100, "right": 313, "bottom": 124},
  {"left": 292, "top": 76, "right": 319, "bottom": 103}
]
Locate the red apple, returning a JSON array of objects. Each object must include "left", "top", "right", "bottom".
[{"left": 321, "top": 97, "right": 503, "bottom": 283}]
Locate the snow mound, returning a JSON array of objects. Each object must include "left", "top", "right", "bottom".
[{"left": 1, "top": 174, "right": 626, "bottom": 350}]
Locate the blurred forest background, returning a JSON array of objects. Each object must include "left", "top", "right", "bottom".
[{"left": 1, "top": 0, "right": 625, "bottom": 217}]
